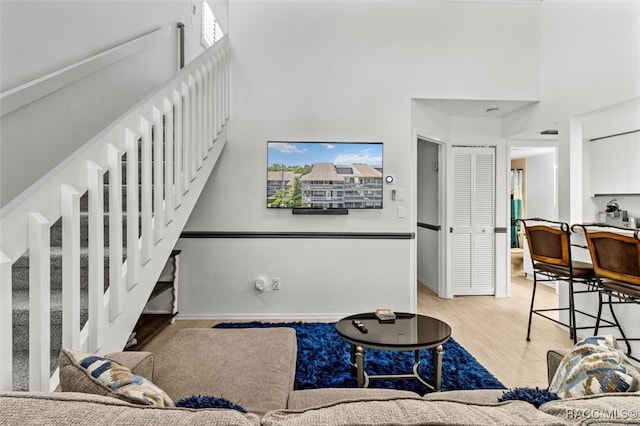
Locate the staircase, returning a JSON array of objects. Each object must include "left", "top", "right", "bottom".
[{"left": 0, "top": 36, "right": 230, "bottom": 392}]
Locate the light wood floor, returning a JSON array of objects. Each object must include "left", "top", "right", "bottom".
[
  {"left": 141, "top": 273, "right": 571, "bottom": 389},
  {"left": 417, "top": 273, "right": 571, "bottom": 389}
]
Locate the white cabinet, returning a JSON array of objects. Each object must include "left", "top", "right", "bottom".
[
  {"left": 589, "top": 132, "right": 640, "bottom": 195},
  {"left": 627, "top": 132, "right": 640, "bottom": 191}
]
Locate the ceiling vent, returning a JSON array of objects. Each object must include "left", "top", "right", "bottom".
[{"left": 540, "top": 130, "right": 559, "bottom": 135}]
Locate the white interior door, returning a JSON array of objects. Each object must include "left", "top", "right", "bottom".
[{"left": 451, "top": 146, "right": 495, "bottom": 295}]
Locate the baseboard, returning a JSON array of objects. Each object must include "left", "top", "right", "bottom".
[{"left": 417, "top": 277, "right": 437, "bottom": 294}]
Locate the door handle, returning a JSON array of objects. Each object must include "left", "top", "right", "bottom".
[{"left": 449, "top": 227, "right": 454, "bottom": 233}]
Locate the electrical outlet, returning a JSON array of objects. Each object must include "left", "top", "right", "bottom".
[
  {"left": 255, "top": 278, "right": 265, "bottom": 291},
  {"left": 272, "top": 277, "right": 281, "bottom": 290}
]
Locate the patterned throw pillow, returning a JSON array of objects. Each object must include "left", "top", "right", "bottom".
[
  {"left": 549, "top": 335, "right": 640, "bottom": 398},
  {"left": 58, "top": 348, "right": 174, "bottom": 407}
]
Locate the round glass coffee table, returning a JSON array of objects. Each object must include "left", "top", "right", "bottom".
[{"left": 335, "top": 312, "right": 451, "bottom": 391}]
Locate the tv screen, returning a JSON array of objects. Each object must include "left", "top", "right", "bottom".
[{"left": 267, "top": 141, "right": 383, "bottom": 209}]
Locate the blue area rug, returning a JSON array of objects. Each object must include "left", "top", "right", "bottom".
[{"left": 214, "top": 321, "right": 504, "bottom": 395}]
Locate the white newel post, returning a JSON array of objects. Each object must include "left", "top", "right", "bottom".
[{"left": 0, "top": 250, "right": 12, "bottom": 390}]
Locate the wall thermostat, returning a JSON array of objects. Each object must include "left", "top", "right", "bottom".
[{"left": 385, "top": 175, "right": 394, "bottom": 184}]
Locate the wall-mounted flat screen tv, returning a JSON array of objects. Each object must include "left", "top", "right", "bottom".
[{"left": 267, "top": 141, "right": 383, "bottom": 210}]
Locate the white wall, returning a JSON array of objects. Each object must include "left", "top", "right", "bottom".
[
  {"left": 504, "top": 0, "right": 640, "bottom": 137},
  {"left": 178, "top": 0, "right": 540, "bottom": 318},
  {"left": 175, "top": 238, "right": 413, "bottom": 318},
  {"left": 0, "top": 0, "right": 208, "bottom": 206},
  {"left": 525, "top": 152, "right": 557, "bottom": 220}
]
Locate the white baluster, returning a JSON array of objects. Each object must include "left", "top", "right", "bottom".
[
  {"left": 163, "top": 96, "right": 175, "bottom": 221},
  {"left": 152, "top": 107, "right": 164, "bottom": 244},
  {"left": 0, "top": 250, "right": 12, "bottom": 390},
  {"left": 125, "top": 129, "right": 140, "bottom": 290},
  {"left": 87, "top": 162, "right": 104, "bottom": 352},
  {"left": 188, "top": 74, "right": 197, "bottom": 181},
  {"left": 181, "top": 81, "right": 191, "bottom": 190},
  {"left": 28, "top": 212, "right": 50, "bottom": 390},
  {"left": 195, "top": 68, "right": 205, "bottom": 166},
  {"left": 223, "top": 48, "right": 229, "bottom": 121},
  {"left": 139, "top": 117, "right": 153, "bottom": 265},
  {"left": 107, "top": 146, "right": 123, "bottom": 321},
  {"left": 214, "top": 56, "right": 221, "bottom": 134},
  {"left": 206, "top": 59, "right": 215, "bottom": 147},
  {"left": 173, "top": 88, "right": 184, "bottom": 205},
  {"left": 222, "top": 49, "right": 227, "bottom": 123},
  {"left": 61, "top": 184, "right": 81, "bottom": 349},
  {"left": 203, "top": 62, "right": 211, "bottom": 150}
]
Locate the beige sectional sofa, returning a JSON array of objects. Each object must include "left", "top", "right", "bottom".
[{"left": 1, "top": 328, "right": 638, "bottom": 425}]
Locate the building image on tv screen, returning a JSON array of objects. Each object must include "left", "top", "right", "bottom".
[{"left": 267, "top": 142, "right": 383, "bottom": 209}]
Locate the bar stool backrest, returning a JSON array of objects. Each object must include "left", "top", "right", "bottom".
[
  {"left": 583, "top": 231, "right": 640, "bottom": 286},
  {"left": 522, "top": 222, "right": 571, "bottom": 268}
]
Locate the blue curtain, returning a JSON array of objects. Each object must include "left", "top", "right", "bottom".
[{"left": 510, "top": 170, "right": 523, "bottom": 248}]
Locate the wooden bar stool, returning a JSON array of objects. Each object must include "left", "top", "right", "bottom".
[
  {"left": 574, "top": 224, "right": 640, "bottom": 362},
  {"left": 519, "top": 218, "right": 608, "bottom": 343}
]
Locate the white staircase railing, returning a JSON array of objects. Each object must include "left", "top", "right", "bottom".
[{"left": 0, "top": 36, "right": 229, "bottom": 391}]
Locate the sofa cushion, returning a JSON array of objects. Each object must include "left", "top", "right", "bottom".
[
  {"left": 261, "top": 397, "right": 566, "bottom": 425},
  {"left": 287, "top": 388, "right": 420, "bottom": 410},
  {"left": 0, "top": 391, "right": 260, "bottom": 425},
  {"left": 549, "top": 335, "right": 640, "bottom": 398},
  {"left": 152, "top": 327, "right": 297, "bottom": 416},
  {"left": 58, "top": 348, "right": 173, "bottom": 407},
  {"left": 423, "top": 389, "right": 507, "bottom": 404}
]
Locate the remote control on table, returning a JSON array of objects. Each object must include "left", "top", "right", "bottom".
[{"left": 352, "top": 320, "right": 368, "bottom": 333}]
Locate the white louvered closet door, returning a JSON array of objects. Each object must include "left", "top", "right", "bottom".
[{"left": 451, "top": 146, "right": 495, "bottom": 295}]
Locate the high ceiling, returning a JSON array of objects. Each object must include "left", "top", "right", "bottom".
[
  {"left": 417, "top": 99, "right": 537, "bottom": 118},
  {"left": 417, "top": 97, "right": 640, "bottom": 141}
]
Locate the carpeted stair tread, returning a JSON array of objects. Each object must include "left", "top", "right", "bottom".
[
  {"left": 12, "top": 343, "right": 67, "bottom": 374},
  {"left": 11, "top": 146, "right": 149, "bottom": 391},
  {"left": 12, "top": 349, "right": 61, "bottom": 391},
  {"left": 12, "top": 290, "right": 90, "bottom": 338},
  {"left": 12, "top": 246, "right": 115, "bottom": 291},
  {"left": 49, "top": 213, "right": 131, "bottom": 248},
  {"left": 11, "top": 289, "right": 89, "bottom": 321},
  {"left": 12, "top": 288, "right": 89, "bottom": 354},
  {"left": 80, "top": 185, "right": 146, "bottom": 212}
]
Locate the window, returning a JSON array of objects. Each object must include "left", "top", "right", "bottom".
[{"left": 202, "top": 0, "right": 223, "bottom": 48}]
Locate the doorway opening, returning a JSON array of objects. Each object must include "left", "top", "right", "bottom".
[
  {"left": 509, "top": 145, "right": 558, "bottom": 280},
  {"left": 416, "top": 137, "right": 445, "bottom": 297}
]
